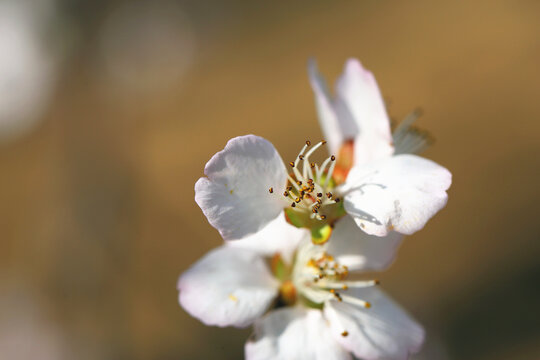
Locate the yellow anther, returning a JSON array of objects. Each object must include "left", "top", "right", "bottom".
[{"left": 268, "top": 187, "right": 273, "bottom": 193}]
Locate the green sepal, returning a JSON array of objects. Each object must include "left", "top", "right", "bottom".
[
  {"left": 311, "top": 224, "right": 332, "bottom": 245},
  {"left": 284, "top": 208, "right": 304, "bottom": 228},
  {"left": 271, "top": 254, "right": 288, "bottom": 282}
]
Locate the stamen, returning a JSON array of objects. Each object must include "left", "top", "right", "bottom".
[
  {"left": 317, "top": 157, "right": 332, "bottom": 179},
  {"left": 304, "top": 141, "right": 325, "bottom": 160},
  {"left": 268, "top": 187, "right": 273, "bottom": 193},
  {"left": 320, "top": 280, "right": 379, "bottom": 289},
  {"left": 341, "top": 294, "right": 371, "bottom": 308},
  {"left": 324, "top": 158, "right": 337, "bottom": 189}
]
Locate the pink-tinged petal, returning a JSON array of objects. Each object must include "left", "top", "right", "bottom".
[
  {"left": 195, "top": 135, "right": 287, "bottom": 241},
  {"left": 324, "top": 288, "right": 425, "bottom": 360},
  {"left": 343, "top": 154, "right": 452, "bottom": 236},
  {"left": 335, "top": 59, "right": 394, "bottom": 165},
  {"left": 327, "top": 215, "right": 403, "bottom": 272},
  {"left": 229, "top": 213, "right": 310, "bottom": 264},
  {"left": 308, "top": 59, "right": 343, "bottom": 155},
  {"left": 246, "top": 307, "right": 351, "bottom": 360},
  {"left": 177, "top": 246, "right": 279, "bottom": 328}
]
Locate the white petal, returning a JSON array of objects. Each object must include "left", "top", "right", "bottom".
[
  {"left": 335, "top": 59, "right": 394, "bottom": 165},
  {"left": 324, "top": 288, "right": 425, "bottom": 360},
  {"left": 177, "top": 246, "right": 279, "bottom": 328},
  {"left": 246, "top": 307, "right": 351, "bottom": 360},
  {"left": 308, "top": 59, "right": 343, "bottom": 155},
  {"left": 195, "top": 135, "right": 288, "bottom": 241},
  {"left": 327, "top": 215, "right": 404, "bottom": 272},
  {"left": 343, "top": 154, "right": 452, "bottom": 236},
  {"left": 229, "top": 213, "right": 310, "bottom": 263}
]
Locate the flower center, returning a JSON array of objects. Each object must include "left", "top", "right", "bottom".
[
  {"left": 293, "top": 247, "right": 378, "bottom": 310},
  {"left": 270, "top": 140, "right": 347, "bottom": 244}
]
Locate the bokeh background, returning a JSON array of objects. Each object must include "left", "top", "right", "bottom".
[{"left": 1, "top": 0, "right": 539, "bottom": 359}]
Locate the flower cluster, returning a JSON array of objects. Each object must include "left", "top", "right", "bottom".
[{"left": 178, "top": 58, "right": 452, "bottom": 359}]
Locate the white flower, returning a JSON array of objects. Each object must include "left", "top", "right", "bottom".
[
  {"left": 195, "top": 59, "right": 451, "bottom": 243},
  {"left": 178, "top": 222, "right": 424, "bottom": 360}
]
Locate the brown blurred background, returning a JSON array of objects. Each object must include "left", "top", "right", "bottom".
[{"left": 1, "top": 0, "right": 539, "bottom": 359}]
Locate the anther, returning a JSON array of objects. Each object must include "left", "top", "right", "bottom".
[
  {"left": 296, "top": 181, "right": 302, "bottom": 186},
  {"left": 334, "top": 198, "right": 340, "bottom": 203},
  {"left": 268, "top": 187, "right": 273, "bottom": 193},
  {"left": 295, "top": 197, "right": 301, "bottom": 203},
  {"left": 283, "top": 191, "right": 289, "bottom": 197},
  {"left": 326, "top": 192, "right": 332, "bottom": 198},
  {"left": 342, "top": 285, "right": 349, "bottom": 290},
  {"left": 291, "top": 202, "right": 296, "bottom": 208},
  {"left": 320, "top": 215, "right": 327, "bottom": 220},
  {"left": 374, "top": 280, "right": 381, "bottom": 285},
  {"left": 317, "top": 193, "right": 323, "bottom": 197},
  {"left": 299, "top": 155, "right": 304, "bottom": 160},
  {"left": 364, "top": 302, "right": 371, "bottom": 308},
  {"left": 306, "top": 140, "right": 311, "bottom": 146},
  {"left": 289, "top": 161, "right": 295, "bottom": 167},
  {"left": 310, "top": 162, "right": 315, "bottom": 168},
  {"left": 331, "top": 155, "right": 336, "bottom": 161},
  {"left": 286, "top": 186, "right": 292, "bottom": 191},
  {"left": 341, "top": 331, "right": 349, "bottom": 337},
  {"left": 322, "top": 140, "right": 327, "bottom": 145}
]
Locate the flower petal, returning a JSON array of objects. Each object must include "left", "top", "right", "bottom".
[
  {"left": 324, "top": 288, "right": 425, "bottom": 360},
  {"left": 327, "top": 215, "right": 403, "bottom": 272},
  {"left": 308, "top": 59, "right": 343, "bottom": 155},
  {"left": 342, "top": 154, "right": 452, "bottom": 236},
  {"left": 177, "top": 246, "right": 279, "bottom": 328},
  {"left": 334, "top": 59, "right": 394, "bottom": 165},
  {"left": 229, "top": 213, "right": 310, "bottom": 263},
  {"left": 246, "top": 307, "right": 351, "bottom": 360},
  {"left": 195, "top": 135, "right": 288, "bottom": 241}
]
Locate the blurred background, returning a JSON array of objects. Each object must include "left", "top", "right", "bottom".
[{"left": 1, "top": 0, "right": 539, "bottom": 359}]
